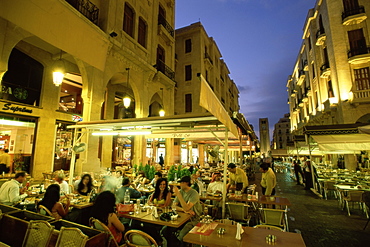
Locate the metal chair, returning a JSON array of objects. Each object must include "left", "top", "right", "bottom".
[
  {"left": 226, "top": 202, "right": 251, "bottom": 226},
  {"left": 124, "top": 229, "right": 158, "bottom": 247},
  {"left": 55, "top": 227, "right": 88, "bottom": 247},
  {"left": 259, "top": 208, "right": 286, "bottom": 231},
  {"left": 343, "top": 191, "right": 364, "bottom": 216},
  {"left": 38, "top": 205, "right": 54, "bottom": 218},
  {"left": 323, "top": 181, "right": 338, "bottom": 200},
  {"left": 22, "top": 220, "right": 54, "bottom": 247},
  {"left": 89, "top": 217, "right": 124, "bottom": 247},
  {"left": 254, "top": 224, "right": 285, "bottom": 231},
  {"left": 214, "top": 218, "right": 237, "bottom": 225},
  {"left": 363, "top": 191, "right": 370, "bottom": 230}
]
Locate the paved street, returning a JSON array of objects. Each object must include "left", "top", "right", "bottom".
[{"left": 252, "top": 169, "right": 370, "bottom": 247}]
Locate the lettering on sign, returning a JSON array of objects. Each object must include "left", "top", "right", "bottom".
[
  {"left": 2, "top": 103, "right": 33, "bottom": 113},
  {"left": 172, "top": 133, "right": 191, "bottom": 138}
]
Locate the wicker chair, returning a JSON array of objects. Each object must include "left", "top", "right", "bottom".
[
  {"left": 124, "top": 230, "right": 158, "bottom": 247},
  {"left": 343, "top": 191, "right": 364, "bottom": 216},
  {"left": 38, "top": 205, "right": 54, "bottom": 218},
  {"left": 323, "top": 181, "right": 338, "bottom": 200},
  {"left": 259, "top": 208, "right": 286, "bottom": 231},
  {"left": 226, "top": 202, "right": 252, "bottom": 226},
  {"left": 89, "top": 217, "right": 124, "bottom": 247},
  {"left": 55, "top": 227, "right": 88, "bottom": 247},
  {"left": 22, "top": 220, "right": 54, "bottom": 247},
  {"left": 254, "top": 224, "right": 285, "bottom": 231}
]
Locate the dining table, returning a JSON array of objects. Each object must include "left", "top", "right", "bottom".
[
  {"left": 120, "top": 210, "right": 192, "bottom": 228},
  {"left": 183, "top": 223, "right": 306, "bottom": 247}
]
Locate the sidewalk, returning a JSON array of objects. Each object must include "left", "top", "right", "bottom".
[{"left": 252, "top": 170, "right": 370, "bottom": 247}]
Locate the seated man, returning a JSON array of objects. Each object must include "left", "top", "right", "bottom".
[
  {"left": 172, "top": 175, "right": 203, "bottom": 245},
  {"left": 0, "top": 171, "right": 30, "bottom": 205},
  {"left": 53, "top": 171, "right": 69, "bottom": 194},
  {"left": 207, "top": 172, "right": 225, "bottom": 195},
  {"left": 116, "top": 177, "right": 143, "bottom": 203},
  {"left": 149, "top": 171, "right": 162, "bottom": 188}
]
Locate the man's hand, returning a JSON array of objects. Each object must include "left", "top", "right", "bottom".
[
  {"left": 20, "top": 187, "right": 28, "bottom": 194},
  {"left": 173, "top": 186, "right": 180, "bottom": 196},
  {"left": 185, "top": 209, "right": 195, "bottom": 216}
]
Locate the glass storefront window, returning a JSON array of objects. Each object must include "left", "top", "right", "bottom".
[
  {"left": 59, "top": 75, "right": 83, "bottom": 114},
  {"left": 54, "top": 122, "right": 74, "bottom": 171}
]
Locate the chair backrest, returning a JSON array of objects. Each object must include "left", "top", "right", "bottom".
[
  {"left": 89, "top": 217, "right": 119, "bottom": 247},
  {"left": 260, "top": 208, "right": 285, "bottom": 228},
  {"left": 55, "top": 226, "right": 88, "bottom": 247},
  {"left": 38, "top": 205, "right": 53, "bottom": 218},
  {"left": 124, "top": 230, "right": 158, "bottom": 247},
  {"left": 22, "top": 220, "right": 54, "bottom": 247},
  {"left": 324, "top": 181, "right": 336, "bottom": 190},
  {"left": 363, "top": 191, "right": 370, "bottom": 207},
  {"left": 254, "top": 224, "right": 285, "bottom": 231},
  {"left": 227, "top": 202, "right": 249, "bottom": 221},
  {"left": 347, "top": 191, "right": 364, "bottom": 201}
]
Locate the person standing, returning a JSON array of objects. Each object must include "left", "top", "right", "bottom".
[
  {"left": 260, "top": 163, "right": 277, "bottom": 196},
  {"left": 0, "top": 149, "right": 11, "bottom": 173},
  {"left": 226, "top": 163, "right": 249, "bottom": 193},
  {"left": 303, "top": 156, "right": 316, "bottom": 190},
  {"left": 159, "top": 153, "right": 164, "bottom": 167},
  {"left": 0, "top": 171, "right": 30, "bottom": 205},
  {"left": 293, "top": 156, "right": 304, "bottom": 185}
]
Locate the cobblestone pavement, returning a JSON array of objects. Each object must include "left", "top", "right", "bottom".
[{"left": 251, "top": 169, "right": 370, "bottom": 247}]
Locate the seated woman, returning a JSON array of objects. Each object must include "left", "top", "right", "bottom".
[
  {"left": 38, "top": 184, "right": 70, "bottom": 220},
  {"left": 148, "top": 178, "right": 171, "bottom": 207},
  {"left": 133, "top": 171, "right": 148, "bottom": 188},
  {"left": 76, "top": 174, "right": 94, "bottom": 196},
  {"left": 90, "top": 191, "right": 125, "bottom": 244}
]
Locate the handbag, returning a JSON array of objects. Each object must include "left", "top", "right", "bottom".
[{"left": 116, "top": 203, "right": 134, "bottom": 215}]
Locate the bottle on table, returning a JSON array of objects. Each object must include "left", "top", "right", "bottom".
[{"left": 124, "top": 188, "right": 130, "bottom": 204}]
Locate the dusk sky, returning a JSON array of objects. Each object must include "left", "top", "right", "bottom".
[{"left": 176, "top": 0, "right": 315, "bottom": 137}]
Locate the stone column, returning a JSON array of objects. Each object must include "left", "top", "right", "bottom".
[
  {"left": 198, "top": 144, "right": 205, "bottom": 166},
  {"left": 165, "top": 138, "right": 174, "bottom": 168}
]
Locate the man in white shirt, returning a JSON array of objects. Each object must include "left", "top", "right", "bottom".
[
  {"left": 0, "top": 171, "right": 30, "bottom": 205},
  {"left": 207, "top": 172, "right": 226, "bottom": 195},
  {"left": 54, "top": 171, "right": 69, "bottom": 194}
]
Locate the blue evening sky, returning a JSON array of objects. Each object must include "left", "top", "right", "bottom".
[{"left": 176, "top": 0, "right": 315, "bottom": 138}]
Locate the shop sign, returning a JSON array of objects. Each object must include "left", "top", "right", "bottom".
[
  {"left": 2, "top": 103, "right": 32, "bottom": 113},
  {"left": 172, "top": 133, "right": 191, "bottom": 138},
  {"left": 72, "top": 115, "right": 83, "bottom": 122}
]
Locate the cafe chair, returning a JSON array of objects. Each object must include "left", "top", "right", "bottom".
[
  {"left": 38, "top": 205, "right": 54, "bottom": 218},
  {"left": 22, "top": 220, "right": 54, "bottom": 247},
  {"left": 89, "top": 217, "right": 124, "bottom": 247},
  {"left": 343, "top": 191, "right": 364, "bottom": 216},
  {"left": 323, "top": 181, "right": 338, "bottom": 200},
  {"left": 55, "top": 227, "right": 88, "bottom": 247},
  {"left": 254, "top": 224, "right": 285, "bottom": 232},
  {"left": 259, "top": 208, "right": 286, "bottom": 231},
  {"left": 226, "top": 202, "right": 251, "bottom": 226},
  {"left": 124, "top": 230, "right": 158, "bottom": 247}
]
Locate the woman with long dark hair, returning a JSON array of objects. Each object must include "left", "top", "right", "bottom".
[
  {"left": 77, "top": 174, "right": 93, "bottom": 196},
  {"left": 38, "top": 184, "right": 70, "bottom": 220},
  {"left": 90, "top": 191, "right": 124, "bottom": 243},
  {"left": 148, "top": 178, "right": 171, "bottom": 207}
]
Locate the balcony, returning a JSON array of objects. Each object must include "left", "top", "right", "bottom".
[
  {"left": 155, "top": 59, "right": 175, "bottom": 81},
  {"left": 290, "top": 89, "right": 297, "bottom": 97},
  {"left": 204, "top": 52, "right": 213, "bottom": 66},
  {"left": 320, "top": 62, "right": 331, "bottom": 78},
  {"left": 315, "top": 29, "right": 326, "bottom": 46},
  {"left": 297, "top": 70, "right": 305, "bottom": 86},
  {"left": 306, "top": 86, "right": 312, "bottom": 96},
  {"left": 158, "top": 14, "right": 174, "bottom": 39},
  {"left": 303, "top": 60, "right": 309, "bottom": 71},
  {"left": 351, "top": 89, "right": 370, "bottom": 103},
  {"left": 342, "top": 6, "right": 367, "bottom": 25},
  {"left": 302, "top": 93, "right": 308, "bottom": 102},
  {"left": 347, "top": 46, "right": 370, "bottom": 65},
  {"left": 65, "top": 0, "right": 99, "bottom": 25}
]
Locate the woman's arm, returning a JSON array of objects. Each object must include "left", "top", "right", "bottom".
[
  {"left": 55, "top": 201, "right": 69, "bottom": 217},
  {"left": 148, "top": 193, "right": 154, "bottom": 205},
  {"left": 109, "top": 213, "right": 125, "bottom": 232},
  {"left": 163, "top": 192, "right": 172, "bottom": 207}
]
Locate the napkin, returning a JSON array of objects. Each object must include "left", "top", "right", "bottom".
[{"left": 235, "top": 223, "right": 244, "bottom": 240}]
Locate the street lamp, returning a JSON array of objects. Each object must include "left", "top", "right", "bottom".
[
  {"left": 123, "top": 68, "right": 131, "bottom": 108},
  {"left": 52, "top": 51, "right": 65, "bottom": 86}
]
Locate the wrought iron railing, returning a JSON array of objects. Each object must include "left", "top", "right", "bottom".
[
  {"left": 342, "top": 5, "right": 365, "bottom": 20},
  {"left": 347, "top": 46, "right": 370, "bottom": 58},
  {"left": 155, "top": 59, "right": 175, "bottom": 81},
  {"left": 158, "top": 14, "right": 174, "bottom": 37},
  {"left": 204, "top": 52, "right": 213, "bottom": 65},
  {"left": 65, "top": 0, "right": 99, "bottom": 25}
]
